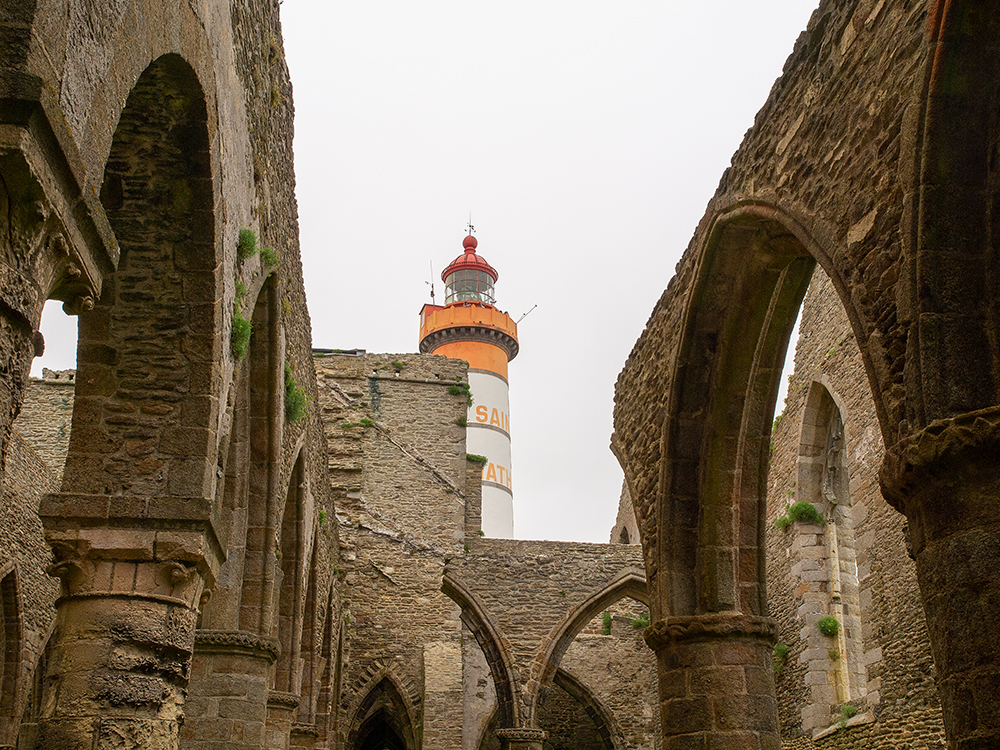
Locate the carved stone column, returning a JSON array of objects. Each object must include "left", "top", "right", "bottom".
[
  {"left": 182, "top": 631, "right": 280, "bottom": 750},
  {"left": 643, "top": 612, "right": 779, "bottom": 750},
  {"left": 882, "top": 409, "right": 1000, "bottom": 748},
  {"left": 266, "top": 692, "right": 301, "bottom": 750},
  {"left": 36, "top": 528, "right": 218, "bottom": 749},
  {"left": 495, "top": 727, "right": 547, "bottom": 750}
]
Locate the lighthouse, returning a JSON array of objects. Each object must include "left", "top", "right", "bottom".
[{"left": 419, "top": 232, "right": 519, "bottom": 538}]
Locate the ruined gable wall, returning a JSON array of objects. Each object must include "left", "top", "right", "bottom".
[
  {"left": 766, "top": 269, "right": 944, "bottom": 747},
  {"left": 316, "top": 352, "right": 474, "bottom": 749},
  {"left": 609, "top": 480, "right": 640, "bottom": 545}
]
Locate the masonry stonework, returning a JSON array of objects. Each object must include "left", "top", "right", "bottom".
[
  {"left": 766, "top": 270, "right": 944, "bottom": 747},
  {"left": 1, "top": 0, "right": 999, "bottom": 748},
  {"left": 315, "top": 352, "right": 660, "bottom": 750},
  {"left": 612, "top": 1, "right": 1000, "bottom": 747}
]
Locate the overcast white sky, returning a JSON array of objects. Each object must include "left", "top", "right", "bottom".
[{"left": 33, "top": 1, "right": 819, "bottom": 543}]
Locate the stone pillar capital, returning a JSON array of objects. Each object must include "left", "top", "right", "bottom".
[
  {"left": 643, "top": 611, "right": 778, "bottom": 652},
  {"left": 879, "top": 404, "right": 1000, "bottom": 510},
  {"left": 42, "top": 499, "right": 224, "bottom": 590},
  {"left": 496, "top": 727, "right": 547, "bottom": 750}
]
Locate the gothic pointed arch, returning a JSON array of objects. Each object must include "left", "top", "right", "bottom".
[
  {"left": 529, "top": 569, "right": 647, "bottom": 722},
  {"left": 547, "top": 668, "right": 621, "bottom": 750},
  {"left": 272, "top": 449, "right": 313, "bottom": 695},
  {"left": 441, "top": 572, "right": 521, "bottom": 728},
  {"left": 788, "top": 378, "right": 868, "bottom": 726},
  {"left": 613, "top": 200, "right": 890, "bottom": 746},
  {"left": 898, "top": 1, "right": 1000, "bottom": 431},
  {"left": 654, "top": 202, "right": 881, "bottom": 620},
  {"left": 237, "top": 275, "right": 281, "bottom": 636},
  {"left": 345, "top": 671, "right": 418, "bottom": 750}
]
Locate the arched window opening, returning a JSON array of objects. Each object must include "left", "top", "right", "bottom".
[
  {"left": 63, "top": 53, "right": 216, "bottom": 500},
  {"left": 789, "top": 380, "right": 867, "bottom": 730},
  {"left": 617, "top": 527, "right": 630, "bottom": 545},
  {"left": 356, "top": 710, "right": 407, "bottom": 750},
  {"left": 272, "top": 452, "right": 308, "bottom": 694},
  {"left": 346, "top": 677, "right": 416, "bottom": 750}
]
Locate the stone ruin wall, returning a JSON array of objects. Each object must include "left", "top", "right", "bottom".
[
  {"left": 449, "top": 538, "right": 656, "bottom": 749},
  {"left": 315, "top": 352, "right": 474, "bottom": 749},
  {"left": 0, "top": 1, "right": 340, "bottom": 745},
  {"left": 0, "top": 431, "right": 60, "bottom": 743},
  {"left": 315, "top": 350, "right": 659, "bottom": 749},
  {"left": 609, "top": 482, "right": 640, "bottom": 547},
  {"left": 766, "top": 269, "right": 944, "bottom": 748},
  {"left": 13, "top": 370, "right": 75, "bottom": 474}
]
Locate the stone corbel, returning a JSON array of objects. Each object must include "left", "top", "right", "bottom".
[
  {"left": 0, "top": 81, "right": 116, "bottom": 325},
  {"left": 37, "top": 230, "right": 98, "bottom": 316}
]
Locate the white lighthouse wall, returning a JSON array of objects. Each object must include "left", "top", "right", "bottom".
[{"left": 467, "top": 370, "right": 513, "bottom": 538}]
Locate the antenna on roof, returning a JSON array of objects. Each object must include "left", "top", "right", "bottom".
[
  {"left": 517, "top": 304, "right": 537, "bottom": 324},
  {"left": 467, "top": 213, "right": 475, "bottom": 236},
  {"left": 425, "top": 261, "right": 435, "bottom": 304}
]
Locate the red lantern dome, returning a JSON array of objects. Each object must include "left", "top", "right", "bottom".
[{"left": 441, "top": 235, "right": 498, "bottom": 305}]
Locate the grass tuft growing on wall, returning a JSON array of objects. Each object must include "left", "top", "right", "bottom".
[{"left": 231, "top": 311, "right": 252, "bottom": 359}]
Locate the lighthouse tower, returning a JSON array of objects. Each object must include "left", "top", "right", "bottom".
[{"left": 419, "top": 232, "right": 519, "bottom": 538}]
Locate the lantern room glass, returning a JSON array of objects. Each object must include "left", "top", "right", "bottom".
[{"left": 445, "top": 269, "right": 495, "bottom": 305}]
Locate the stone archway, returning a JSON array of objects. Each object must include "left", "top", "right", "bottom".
[
  {"left": 345, "top": 674, "right": 418, "bottom": 750},
  {"left": 530, "top": 569, "right": 648, "bottom": 724},
  {"left": 442, "top": 573, "right": 521, "bottom": 731},
  {"left": 37, "top": 52, "right": 222, "bottom": 749},
  {"left": 614, "top": 202, "right": 876, "bottom": 747}
]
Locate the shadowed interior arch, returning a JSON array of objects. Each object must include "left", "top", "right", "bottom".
[
  {"left": 346, "top": 675, "right": 416, "bottom": 750},
  {"left": 531, "top": 570, "right": 648, "bottom": 720},
  {"left": 546, "top": 668, "right": 620, "bottom": 750},
  {"left": 64, "top": 52, "right": 217, "bottom": 505},
  {"left": 441, "top": 573, "right": 519, "bottom": 728}
]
